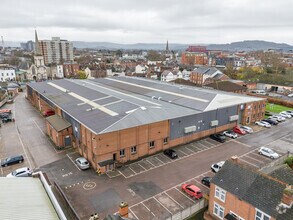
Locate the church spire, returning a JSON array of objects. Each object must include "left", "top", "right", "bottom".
[
  {"left": 166, "top": 40, "right": 169, "bottom": 52},
  {"left": 34, "top": 29, "right": 40, "bottom": 55}
]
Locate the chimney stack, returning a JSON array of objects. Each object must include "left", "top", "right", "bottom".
[
  {"left": 282, "top": 185, "right": 293, "bottom": 207},
  {"left": 231, "top": 155, "right": 239, "bottom": 163},
  {"left": 119, "top": 201, "right": 129, "bottom": 218}
]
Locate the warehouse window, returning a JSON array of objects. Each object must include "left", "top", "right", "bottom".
[
  {"left": 131, "top": 146, "right": 137, "bottom": 154},
  {"left": 120, "top": 149, "right": 125, "bottom": 157},
  {"left": 163, "top": 137, "right": 168, "bottom": 144},
  {"left": 149, "top": 141, "right": 155, "bottom": 148}
]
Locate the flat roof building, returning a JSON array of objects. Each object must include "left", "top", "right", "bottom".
[{"left": 27, "top": 77, "right": 266, "bottom": 173}]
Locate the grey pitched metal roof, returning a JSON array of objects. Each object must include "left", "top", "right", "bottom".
[
  {"left": 211, "top": 161, "right": 291, "bottom": 219},
  {"left": 193, "top": 67, "right": 221, "bottom": 75},
  {"left": 28, "top": 77, "right": 264, "bottom": 135},
  {"left": 46, "top": 114, "right": 71, "bottom": 132}
]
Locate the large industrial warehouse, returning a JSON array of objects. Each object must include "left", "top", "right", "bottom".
[{"left": 27, "top": 77, "right": 266, "bottom": 172}]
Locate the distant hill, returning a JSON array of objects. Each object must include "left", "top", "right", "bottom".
[
  {"left": 71, "top": 41, "right": 189, "bottom": 50},
  {"left": 4, "top": 40, "right": 293, "bottom": 52},
  {"left": 207, "top": 40, "right": 293, "bottom": 52}
]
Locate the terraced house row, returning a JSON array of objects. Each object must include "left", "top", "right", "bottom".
[{"left": 26, "top": 77, "right": 266, "bottom": 173}]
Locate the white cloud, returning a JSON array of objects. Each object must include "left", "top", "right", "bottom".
[{"left": 0, "top": 0, "right": 293, "bottom": 44}]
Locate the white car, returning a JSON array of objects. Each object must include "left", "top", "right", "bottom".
[
  {"left": 258, "top": 147, "right": 279, "bottom": 159},
  {"left": 285, "top": 110, "right": 293, "bottom": 116},
  {"left": 255, "top": 121, "right": 271, "bottom": 128},
  {"left": 211, "top": 161, "right": 225, "bottom": 173},
  {"left": 76, "top": 157, "right": 90, "bottom": 170},
  {"left": 280, "top": 111, "right": 292, "bottom": 118},
  {"left": 240, "top": 125, "right": 253, "bottom": 133},
  {"left": 223, "top": 130, "right": 238, "bottom": 139},
  {"left": 6, "top": 167, "right": 32, "bottom": 177},
  {"left": 268, "top": 115, "right": 285, "bottom": 122}
]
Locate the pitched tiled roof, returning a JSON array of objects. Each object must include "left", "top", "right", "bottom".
[
  {"left": 211, "top": 160, "right": 291, "bottom": 219},
  {"left": 205, "top": 81, "right": 247, "bottom": 92}
]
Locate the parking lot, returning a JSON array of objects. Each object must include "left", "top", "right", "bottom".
[{"left": 113, "top": 138, "right": 221, "bottom": 179}]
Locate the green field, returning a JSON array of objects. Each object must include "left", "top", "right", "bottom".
[{"left": 266, "top": 103, "right": 293, "bottom": 113}]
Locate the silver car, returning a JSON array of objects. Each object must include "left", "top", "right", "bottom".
[
  {"left": 6, "top": 167, "right": 32, "bottom": 177},
  {"left": 240, "top": 125, "right": 253, "bottom": 133},
  {"left": 258, "top": 147, "right": 279, "bottom": 159},
  {"left": 76, "top": 157, "right": 90, "bottom": 170}
]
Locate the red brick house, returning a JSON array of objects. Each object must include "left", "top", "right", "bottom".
[{"left": 206, "top": 159, "right": 293, "bottom": 220}]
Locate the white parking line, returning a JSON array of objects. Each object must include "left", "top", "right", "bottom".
[
  {"left": 174, "top": 187, "right": 195, "bottom": 202},
  {"left": 66, "top": 154, "right": 81, "bottom": 171},
  {"left": 244, "top": 154, "right": 264, "bottom": 163},
  {"left": 117, "top": 170, "right": 128, "bottom": 178},
  {"left": 164, "top": 191, "right": 185, "bottom": 209},
  {"left": 184, "top": 147, "right": 194, "bottom": 153},
  {"left": 196, "top": 142, "right": 209, "bottom": 150},
  {"left": 239, "top": 158, "right": 259, "bottom": 168},
  {"left": 155, "top": 156, "right": 165, "bottom": 164},
  {"left": 194, "top": 178, "right": 209, "bottom": 190},
  {"left": 153, "top": 197, "right": 173, "bottom": 215},
  {"left": 145, "top": 159, "right": 156, "bottom": 168},
  {"left": 138, "top": 163, "right": 147, "bottom": 171},
  {"left": 162, "top": 154, "right": 172, "bottom": 161},
  {"left": 141, "top": 202, "right": 156, "bottom": 217},
  {"left": 128, "top": 166, "right": 138, "bottom": 174},
  {"left": 128, "top": 207, "right": 140, "bottom": 220},
  {"left": 178, "top": 150, "right": 187, "bottom": 156}
]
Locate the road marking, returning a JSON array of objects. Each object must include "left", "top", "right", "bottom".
[
  {"left": 164, "top": 191, "right": 185, "bottom": 209},
  {"left": 239, "top": 158, "right": 259, "bottom": 168},
  {"left": 174, "top": 187, "right": 195, "bottom": 202},
  {"left": 178, "top": 149, "right": 188, "bottom": 156},
  {"left": 153, "top": 197, "right": 173, "bottom": 215},
  {"left": 185, "top": 146, "right": 196, "bottom": 153},
  {"left": 117, "top": 170, "right": 128, "bottom": 178},
  {"left": 128, "top": 166, "right": 138, "bottom": 174},
  {"left": 162, "top": 154, "right": 172, "bottom": 161},
  {"left": 138, "top": 163, "right": 147, "bottom": 171},
  {"left": 66, "top": 154, "right": 81, "bottom": 171},
  {"left": 141, "top": 202, "right": 156, "bottom": 217},
  {"left": 145, "top": 159, "right": 156, "bottom": 167},
  {"left": 197, "top": 142, "right": 209, "bottom": 150},
  {"left": 155, "top": 156, "right": 165, "bottom": 164},
  {"left": 244, "top": 154, "right": 264, "bottom": 163},
  {"left": 128, "top": 207, "right": 140, "bottom": 220}
]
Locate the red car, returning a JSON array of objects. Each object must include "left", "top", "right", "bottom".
[
  {"left": 181, "top": 184, "right": 203, "bottom": 199},
  {"left": 233, "top": 126, "right": 247, "bottom": 135},
  {"left": 43, "top": 110, "right": 55, "bottom": 117}
]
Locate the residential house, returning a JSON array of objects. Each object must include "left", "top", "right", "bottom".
[
  {"left": 0, "top": 65, "right": 16, "bottom": 82},
  {"left": 161, "top": 70, "right": 182, "bottom": 82},
  {"left": 190, "top": 67, "right": 225, "bottom": 86},
  {"left": 206, "top": 159, "right": 293, "bottom": 220},
  {"left": 63, "top": 62, "right": 79, "bottom": 77}
]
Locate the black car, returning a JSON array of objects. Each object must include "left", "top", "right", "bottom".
[
  {"left": 263, "top": 119, "right": 278, "bottom": 125},
  {"left": 1, "top": 155, "right": 24, "bottom": 167},
  {"left": 201, "top": 177, "right": 212, "bottom": 187},
  {"left": 210, "top": 134, "right": 226, "bottom": 143},
  {"left": 163, "top": 149, "right": 178, "bottom": 159}
]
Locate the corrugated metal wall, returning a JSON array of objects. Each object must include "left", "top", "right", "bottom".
[
  {"left": 170, "top": 106, "right": 238, "bottom": 140},
  {"left": 62, "top": 111, "right": 81, "bottom": 139}
]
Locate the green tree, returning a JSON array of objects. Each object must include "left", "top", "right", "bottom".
[{"left": 77, "top": 70, "right": 87, "bottom": 79}]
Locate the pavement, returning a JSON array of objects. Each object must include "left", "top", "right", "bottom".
[{"left": 1, "top": 92, "right": 292, "bottom": 220}]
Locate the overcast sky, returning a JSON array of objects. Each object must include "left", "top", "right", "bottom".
[{"left": 1, "top": 0, "right": 293, "bottom": 45}]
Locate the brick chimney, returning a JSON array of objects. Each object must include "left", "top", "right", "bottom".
[
  {"left": 231, "top": 155, "right": 239, "bottom": 163},
  {"left": 282, "top": 185, "right": 293, "bottom": 207},
  {"left": 119, "top": 201, "right": 128, "bottom": 218}
]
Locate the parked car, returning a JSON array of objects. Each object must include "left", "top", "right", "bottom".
[
  {"left": 210, "top": 134, "right": 226, "bottom": 143},
  {"left": 211, "top": 161, "right": 225, "bottom": 173},
  {"left": 43, "top": 110, "right": 55, "bottom": 117},
  {"left": 263, "top": 118, "right": 278, "bottom": 125},
  {"left": 240, "top": 125, "right": 253, "bottom": 134},
  {"left": 75, "top": 157, "right": 90, "bottom": 170},
  {"left": 233, "top": 126, "right": 247, "bottom": 135},
  {"left": 201, "top": 177, "right": 212, "bottom": 187},
  {"left": 285, "top": 110, "right": 293, "bottom": 116},
  {"left": 255, "top": 121, "right": 271, "bottom": 128},
  {"left": 181, "top": 184, "right": 203, "bottom": 199},
  {"left": 258, "top": 147, "right": 279, "bottom": 159},
  {"left": 223, "top": 130, "right": 238, "bottom": 139},
  {"left": 269, "top": 115, "right": 285, "bottom": 122},
  {"left": 1, "top": 155, "right": 24, "bottom": 167},
  {"left": 6, "top": 167, "right": 32, "bottom": 177},
  {"left": 280, "top": 111, "right": 292, "bottom": 118},
  {"left": 163, "top": 149, "right": 178, "bottom": 159}
]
